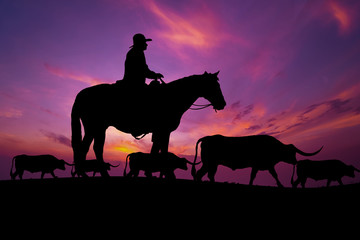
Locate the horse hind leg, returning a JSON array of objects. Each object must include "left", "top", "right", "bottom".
[
  {"left": 93, "top": 130, "right": 109, "bottom": 177},
  {"left": 75, "top": 132, "right": 93, "bottom": 178}
]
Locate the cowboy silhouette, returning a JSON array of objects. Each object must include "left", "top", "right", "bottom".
[{"left": 123, "top": 33, "right": 164, "bottom": 87}]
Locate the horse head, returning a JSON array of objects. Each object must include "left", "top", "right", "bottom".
[{"left": 201, "top": 71, "right": 226, "bottom": 111}]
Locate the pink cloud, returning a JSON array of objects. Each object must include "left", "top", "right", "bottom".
[
  {"left": 0, "top": 107, "right": 23, "bottom": 118},
  {"left": 142, "top": 0, "right": 248, "bottom": 61},
  {"left": 44, "top": 63, "right": 106, "bottom": 86},
  {"left": 328, "top": 0, "right": 352, "bottom": 34}
]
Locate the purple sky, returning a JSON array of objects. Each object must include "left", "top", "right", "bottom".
[{"left": 1, "top": 0, "right": 360, "bottom": 187}]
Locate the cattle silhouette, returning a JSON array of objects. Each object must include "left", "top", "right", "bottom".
[
  {"left": 191, "top": 135, "right": 323, "bottom": 187},
  {"left": 10, "top": 154, "right": 73, "bottom": 180},
  {"left": 71, "top": 71, "right": 226, "bottom": 177},
  {"left": 123, "top": 152, "right": 197, "bottom": 179},
  {"left": 291, "top": 159, "right": 360, "bottom": 188},
  {"left": 71, "top": 159, "right": 120, "bottom": 177}
]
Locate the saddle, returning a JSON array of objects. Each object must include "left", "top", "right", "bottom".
[{"left": 114, "top": 79, "right": 166, "bottom": 139}]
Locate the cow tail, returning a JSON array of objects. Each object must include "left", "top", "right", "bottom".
[
  {"left": 10, "top": 156, "right": 16, "bottom": 179},
  {"left": 71, "top": 97, "right": 82, "bottom": 164},
  {"left": 123, "top": 154, "right": 130, "bottom": 177},
  {"left": 192, "top": 137, "right": 204, "bottom": 179}
]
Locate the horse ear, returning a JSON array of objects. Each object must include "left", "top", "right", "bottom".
[{"left": 215, "top": 70, "right": 220, "bottom": 76}]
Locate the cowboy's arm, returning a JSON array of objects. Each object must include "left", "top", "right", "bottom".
[{"left": 145, "top": 64, "right": 163, "bottom": 80}]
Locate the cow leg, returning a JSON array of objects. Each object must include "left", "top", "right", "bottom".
[
  {"left": 18, "top": 170, "right": 24, "bottom": 180},
  {"left": 93, "top": 130, "right": 109, "bottom": 177},
  {"left": 51, "top": 171, "right": 57, "bottom": 178},
  {"left": 166, "top": 171, "right": 176, "bottom": 180},
  {"left": 300, "top": 178, "right": 307, "bottom": 188},
  {"left": 249, "top": 168, "right": 258, "bottom": 185},
  {"left": 132, "top": 170, "right": 139, "bottom": 178},
  {"left": 326, "top": 179, "right": 332, "bottom": 187},
  {"left": 195, "top": 165, "right": 208, "bottom": 182},
  {"left": 12, "top": 170, "right": 19, "bottom": 180},
  {"left": 208, "top": 165, "right": 218, "bottom": 183},
  {"left": 292, "top": 178, "right": 301, "bottom": 188},
  {"left": 269, "top": 167, "right": 283, "bottom": 188},
  {"left": 145, "top": 171, "right": 153, "bottom": 178},
  {"left": 337, "top": 178, "right": 343, "bottom": 186}
]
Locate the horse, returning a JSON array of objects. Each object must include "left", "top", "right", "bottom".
[{"left": 71, "top": 71, "right": 226, "bottom": 177}]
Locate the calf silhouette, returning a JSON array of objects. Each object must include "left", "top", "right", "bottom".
[
  {"left": 124, "top": 152, "right": 195, "bottom": 179},
  {"left": 10, "top": 154, "right": 73, "bottom": 180},
  {"left": 191, "top": 135, "right": 322, "bottom": 187},
  {"left": 71, "top": 159, "right": 120, "bottom": 177},
  {"left": 291, "top": 159, "right": 360, "bottom": 188}
]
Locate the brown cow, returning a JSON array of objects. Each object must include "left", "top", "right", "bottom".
[
  {"left": 10, "top": 154, "right": 73, "bottom": 180},
  {"left": 124, "top": 152, "right": 196, "bottom": 179},
  {"left": 71, "top": 159, "right": 120, "bottom": 177},
  {"left": 191, "top": 135, "right": 323, "bottom": 187},
  {"left": 291, "top": 159, "right": 360, "bottom": 188}
]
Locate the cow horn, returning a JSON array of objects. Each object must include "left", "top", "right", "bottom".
[
  {"left": 63, "top": 161, "right": 75, "bottom": 166},
  {"left": 294, "top": 145, "right": 323, "bottom": 156},
  {"left": 108, "top": 163, "right": 120, "bottom": 168},
  {"left": 353, "top": 166, "right": 360, "bottom": 173},
  {"left": 185, "top": 159, "right": 201, "bottom": 166}
]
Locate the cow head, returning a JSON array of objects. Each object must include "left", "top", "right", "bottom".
[
  {"left": 179, "top": 158, "right": 188, "bottom": 170},
  {"left": 167, "top": 153, "right": 188, "bottom": 170},
  {"left": 346, "top": 165, "right": 360, "bottom": 178}
]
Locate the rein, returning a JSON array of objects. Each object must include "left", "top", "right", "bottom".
[{"left": 190, "top": 103, "right": 213, "bottom": 110}]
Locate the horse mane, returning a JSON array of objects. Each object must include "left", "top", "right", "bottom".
[{"left": 166, "top": 74, "right": 202, "bottom": 90}]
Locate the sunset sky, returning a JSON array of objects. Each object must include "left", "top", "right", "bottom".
[{"left": 1, "top": 0, "right": 360, "bottom": 186}]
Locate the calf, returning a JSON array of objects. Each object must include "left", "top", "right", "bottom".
[
  {"left": 123, "top": 152, "right": 193, "bottom": 179},
  {"left": 10, "top": 154, "right": 73, "bottom": 180},
  {"left": 291, "top": 159, "right": 360, "bottom": 188},
  {"left": 71, "top": 159, "right": 120, "bottom": 177}
]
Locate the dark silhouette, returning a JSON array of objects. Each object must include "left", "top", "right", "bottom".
[
  {"left": 71, "top": 71, "right": 226, "bottom": 177},
  {"left": 191, "top": 134, "right": 323, "bottom": 187},
  {"left": 10, "top": 154, "right": 73, "bottom": 180},
  {"left": 123, "top": 152, "right": 196, "bottom": 179},
  {"left": 71, "top": 159, "right": 120, "bottom": 177},
  {"left": 122, "top": 33, "right": 164, "bottom": 87},
  {"left": 291, "top": 159, "right": 360, "bottom": 188}
]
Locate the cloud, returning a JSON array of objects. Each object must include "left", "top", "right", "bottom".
[
  {"left": 0, "top": 107, "right": 23, "bottom": 118},
  {"left": 328, "top": 0, "right": 351, "bottom": 34},
  {"left": 44, "top": 63, "right": 105, "bottom": 86},
  {"left": 40, "top": 129, "right": 71, "bottom": 148},
  {"left": 142, "top": 0, "right": 247, "bottom": 60},
  {"left": 174, "top": 80, "right": 360, "bottom": 156}
]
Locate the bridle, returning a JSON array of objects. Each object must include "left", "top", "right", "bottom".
[{"left": 189, "top": 103, "right": 213, "bottom": 110}]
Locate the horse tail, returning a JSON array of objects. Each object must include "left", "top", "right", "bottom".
[
  {"left": 191, "top": 137, "right": 204, "bottom": 179},
  {"left": 71, "top": 97, "right": 82, "bottom": 164},
  {"left": 123, "top": 154, "right": 130, "bottom": 177}
]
